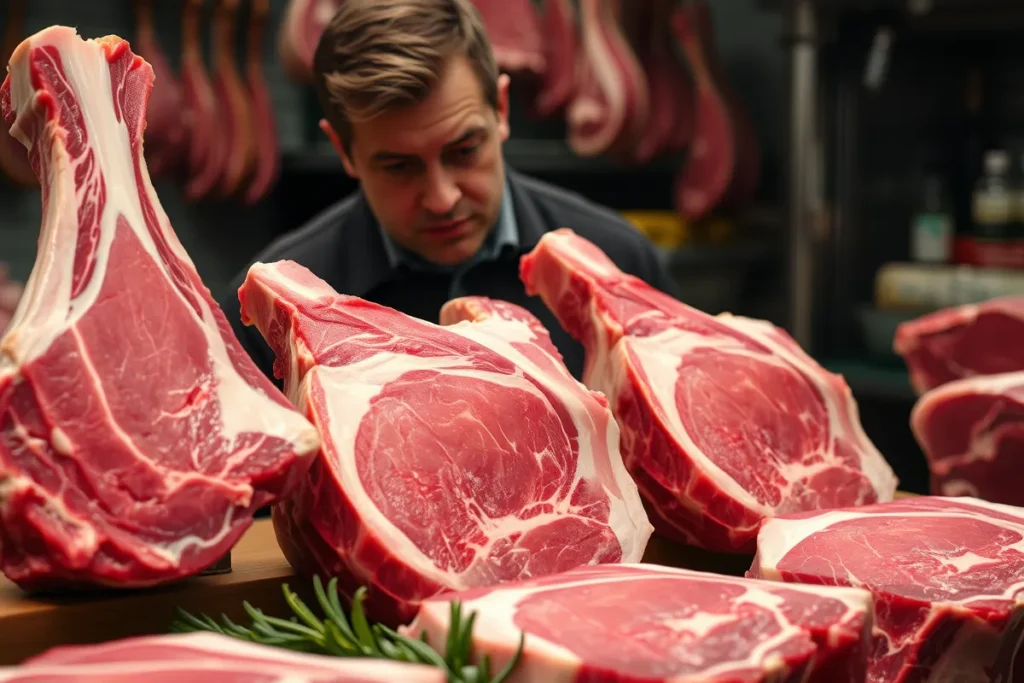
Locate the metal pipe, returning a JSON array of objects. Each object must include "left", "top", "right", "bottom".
[{"left": 787, "top": 0, "right": 818, "bottom": 350}]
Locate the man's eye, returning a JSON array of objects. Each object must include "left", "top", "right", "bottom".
[
  {"left": 384, "top": 162, "right": 411, "bottom": 174},
  {"left": 451, "top": 144, "right": 479, "bottom": 164}
]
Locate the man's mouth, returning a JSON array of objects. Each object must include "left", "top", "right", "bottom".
[{"left": 423, "top": 217, "right": 472, "bottom": 238}]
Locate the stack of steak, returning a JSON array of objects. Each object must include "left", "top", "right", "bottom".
[{"left": 896, "top": 297, "right": 1024, "bottom": 506}]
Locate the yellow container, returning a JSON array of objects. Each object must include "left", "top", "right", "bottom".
[{"left": 622, "top": 210, "right": 688, "bottom": 249}]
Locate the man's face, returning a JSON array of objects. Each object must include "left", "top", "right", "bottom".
[{"left": 325, "top": 56, "right": 511, "bottom": 266}]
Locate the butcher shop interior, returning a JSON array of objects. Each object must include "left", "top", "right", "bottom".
[{"left": 1, "top": 0, "right": 1024, "bottom": 680}]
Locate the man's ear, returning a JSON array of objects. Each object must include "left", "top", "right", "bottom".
[
  {"left": 496, "top": 73, "right": 511, "bottom": 143},
  {"left": 319, "top": 118, "right": 358, "bottom": 178}
]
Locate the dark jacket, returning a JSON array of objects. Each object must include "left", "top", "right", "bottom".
[{"left": 218, "top": 168, "right": 678, "bottom": 382}]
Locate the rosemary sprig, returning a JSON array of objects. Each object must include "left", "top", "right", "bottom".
[{"left": 170, "top": 575, "right": 524, "bottom": 683}]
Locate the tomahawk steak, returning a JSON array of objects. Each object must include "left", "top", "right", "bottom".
[
  {"left": 0, "top": 26, "right": 319, "bottom": 589},
  {"left": 567, "top": 0, "right": 649, "bottom": 158},
  {"left": 910, "top": 370, "right": 1024, "bottom": 504},
  {"left": 895, "top": 296, "right": 1024, "bottom": 395},
  {"left": 520, "top": 229, "right": 898, "bottom": 552},
  {"left": 750, "top": 495, "right": 1024, "bottom": 683},
  {"left": 405, "top": 563, "right": 874, "bottom": 682},
  {"left": 11, "top": 632, "right": 443, "bottom": 682},
  {"left": 238, "top": 261, "right": 652, "bottom": 625}
]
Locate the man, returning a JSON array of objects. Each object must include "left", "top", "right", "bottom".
[{"left": 220, "top": 0, "right": 677, "bottom": 382}]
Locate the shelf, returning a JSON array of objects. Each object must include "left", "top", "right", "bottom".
[
  {"left": 281, "top": 139, "right": 681, "bottom": 177},
  {"left": 822, "top": 359, "right": 917, "bottom": 401}
]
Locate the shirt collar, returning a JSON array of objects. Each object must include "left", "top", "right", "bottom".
[{"left": 379, "top": 179, "right": 518, "bottom": 273}]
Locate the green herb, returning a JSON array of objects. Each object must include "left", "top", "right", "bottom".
[{"left": 170, "top": 575, "right": 524, "bottom": 683}]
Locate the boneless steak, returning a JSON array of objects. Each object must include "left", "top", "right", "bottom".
[
  {"left": 0, "top": 26, "right": 319, "bottom": 589},
  {"left": 910, "top": 370, "right": 1024, "bottom": 504},
  {"left": 405, "top": 563, "right": 874, "bottom": 683},
  {"left": 10, "top": 632, "right": 443, "bottom": 682},
  {"left": 750, "top": 496, "right": 1024, "bottom": 683},
  {"left": 895, "top": 296, "right": 1024, "bottom": 395},
  {"left": 521, "top": 229, "right": 898, "bottom": 552},
  {"left": 238, "top": 261, "right": 652, "bottom": 625}
]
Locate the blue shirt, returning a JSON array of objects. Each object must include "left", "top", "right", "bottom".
[{"left": 378, "top": 180, "right": 519, "bottom": 299}]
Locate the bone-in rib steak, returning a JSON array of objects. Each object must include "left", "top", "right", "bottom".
[
  {"left": 238, "top": 261, "right": 652, "bottom": 625},
  {"left": 895, "top": 296, "right": 1024, "bottom": 395},
  {"left": 405, "top": 563, "right": 874, "bottom": 682},
  {"left": 521, "top": 229, "right": 898, "bottom": 552},
  {"left": 0, "top": 26, "right": 319, "bottom": 589},
  {"left": 12, "top": 632, "right": 443, "bottom": 682},
  {"left": 750, "top": 496, "right": 1024, "bottom": 683}
]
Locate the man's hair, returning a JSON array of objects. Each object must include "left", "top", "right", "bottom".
[{"left": 312, "top": 0, "right": 500, "bottom": 155}]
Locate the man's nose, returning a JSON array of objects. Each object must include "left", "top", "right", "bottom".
[{"left": 422, "top": 166, "right": 461, "bottom": 216}]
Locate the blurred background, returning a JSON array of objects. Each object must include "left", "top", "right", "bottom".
[{"left": 3, "top": 0, "right": 1023, "bottom": 497}]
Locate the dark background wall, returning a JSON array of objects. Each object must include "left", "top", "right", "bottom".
[{"left": 0, "top": 0, "right": 786, "bottom": 301}]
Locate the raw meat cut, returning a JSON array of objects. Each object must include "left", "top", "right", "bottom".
[
  {"left": 692, "top": 0, "right": 761, "bottom": 212},
  {"left": 210, "top": 0, "right": 254, "bottom": 198},
  {"left": 532, "top": 0, "right": 578, "bottom": 119},
  {"left": 632, "top": 0, "right": 695, "bottom": 163},
  {"left": 472, "top": 1, "right": 545, "bottom": 76},
  {"left": 279, "top": 0, "right": 342, "bottom": 84},
  {"left": 181, "top": 0, "right": 223, "bottom": 201},
  {"left": 671, "top": 0, "right": 761, "bottom": 219},
  {"left": 0, "top": 26, "right": 319, "bottom": 589},
  {"left": 750, "top": 495, "right": 1024, "bottom": 683},
  {"left": 133, "top": 0, "right": 188, "bottom": 178},
  {"left": 895, "top": 297, "right": 1024, "bottom": 395},
  {"left": 10, "top": 632, "right": 443, "bottom": 681},
  {"left": 567, "top": 0, "right": 649, "bottom": 158},
  {"left": 0, "top": 0, "right": 35, "bottom": 188},
  {"left": 243, "top": 0, "right": 280, "bottom": 204},
  {"left": 520, "top": 229, "right": 898, "bottom": 552},
  {"left": 405, "top": 563, "right": 874, "bottom": 683},
  {"left": 238, "top": 262, "right": 652, "bottom": 625},
  {"left": 910, "top": 370, "right": 1024, "bottom": 504}
]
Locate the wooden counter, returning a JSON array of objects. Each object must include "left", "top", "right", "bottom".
[
  {"left": 0, "top": 521, "right": 301, "bottom": 665},
  {"left": 0, "top": 491, "right": 916, "bottom": 665}
]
